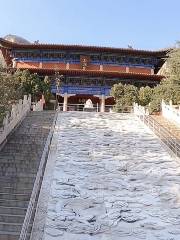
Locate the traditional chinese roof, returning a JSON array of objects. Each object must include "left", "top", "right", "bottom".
[
  {"left": 16, "top": 67, "right": 164, "bottom": 81},
  {"left": 0, "top": 38, "right": 167, "bottom": 57}
]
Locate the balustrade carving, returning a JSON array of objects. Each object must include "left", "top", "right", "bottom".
[{"left": 0, "top": 95, "right": 31, "bottom": 145}]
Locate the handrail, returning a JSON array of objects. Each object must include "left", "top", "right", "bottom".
[
  {"left": 138, "top": 114, "right": 180, "bottom": 158},
  {"left": 57, "top": 103, "right": 133, "bottom": 113},
  {"left": 19, "top": 111, "right": 58, "bottom": 240}
]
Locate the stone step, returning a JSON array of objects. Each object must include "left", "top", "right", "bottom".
[
  {"left": 0, "top": 160, "right": 40, "bottom": 166},
  {"left": 0, "top": 206, "right": 26, "bottom": 215},
  {"left": 0, "top": 164, "right": 39, "bottom": 171},
  {"left": 7, "top": 136, "right": 46, "bottom": 141},
  {"left": 6, "top": 162, "right": 39, "bottom": 167},
  {"left": 0, "top": 168, "right": 37, "bottom": 175},
  {"left": 0, "top": 145, "right": 40, "bottom": 151},
  {"left": 0, "top": 222, "right": 22, "bottom": 233},
  {"left": 1, "top": 157, "right": 42, "bottom": 162},
  {"left": 0, "top": 193, "right": 30, "bottom": 201},
  {"left": 0, "top": 231, "right": 20, "bottom": 240},
  {"left": 10, "top": 130, "right": 49, "bottom": 135},
  {"left": 0, "top": 157, "right": 41, "bottom": 164},
  {"left": 6, "top": 128, "right": 49, "bottom": 133},
  {"left": 0, "top": 156, "right": 40, "bottom": 161},
  {"left": 0, "top": 152, "right": 43, "bottom": 158},
  {"left": 0, "top": 199, "right": 29, "bottom": 208},
  {"left": 9, "top": 136, "right": 47, "bottom": 142},
  {"left": 0, "top": 173, "right": 36, "bottom": 178},
  {"left": 0, "top": 167, "right": 39, "bottom": 173},
  {"left": 2, "top": 145, "right": 40, "bottom": 152},
  {"left": 0, "top": 163, "right": 38, "bottom": 170},
  {"left": 0, "top": 163, "right": 38, "bottom": 168},
  {"left": 0, "top": 165, "right": 39, "bottom": 172},
  {"left": 0, "top": 182, "right": 34, "bottom": 190},
  {"left": 0, "top": 214, "right": 25, "bottom": 224},
  {"left": 0, "top": 187, "right": 32, "bottom": 194},
  {"left": 0, "top": 176, "right": 35, "bottom": 187}
]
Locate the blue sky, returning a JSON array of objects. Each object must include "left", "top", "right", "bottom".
[{"left": 0, "top": 0, "right": 180, "bottom": 50}]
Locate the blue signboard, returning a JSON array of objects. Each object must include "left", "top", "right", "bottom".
[{"left": 51, "top": 85, "right": 111, "bottom": 96}]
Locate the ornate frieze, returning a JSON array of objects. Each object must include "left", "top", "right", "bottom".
[{"left": 12, "top": 49, "right": 158, "bottom": 68}]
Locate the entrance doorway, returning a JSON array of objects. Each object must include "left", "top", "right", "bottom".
[
  {"left": 67, "top": 95, "right": 100, "bottom": 111},
  {"left": 54, "top": 94, "right": 115, "bottom": 112}
]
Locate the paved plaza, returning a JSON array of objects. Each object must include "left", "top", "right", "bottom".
[{"left": 42, "top": 112, "right": 180, "bottom": 240}]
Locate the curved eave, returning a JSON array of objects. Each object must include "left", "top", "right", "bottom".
[
  {"left": 17, "top": 67, "right": 164, "bottom": 81},
  {"left": 0, "top": 38, "right": 168, "bottom": 57}
]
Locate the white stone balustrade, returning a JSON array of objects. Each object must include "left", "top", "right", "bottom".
[
  {"left": 0, "top": 95, "right": 31, "bottom": 145},
  {"left": 32, "top": 99, "right": 44, "bottom": 111},
  {"left": 162, "top": 100, "right": 180, "bottom": 126},
  {"left": 133, "top": 102, "right": 149, "bottom": 116}
]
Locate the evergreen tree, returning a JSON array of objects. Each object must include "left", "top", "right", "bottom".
[
  {"left": 0, "top": 69, "right": 51, "bottom": 125},
  {"left": 138, "top": 86, "right": 153, "bottom": 106},
  {"left": 165, "top": 42, "right": 180, "bottom": 85},
  {"left": 111, "top": 83, "right": 139, "bottom": 112},
  {"left": 13, "top": 70, "right": 51, "bottom": 101},
  {"left": 149, "top": 44, "right": 180, "bottom": 112}
]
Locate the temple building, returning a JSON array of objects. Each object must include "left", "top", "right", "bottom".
[{"left": 0, "top": 35, "right": 166, "bottom": 112}]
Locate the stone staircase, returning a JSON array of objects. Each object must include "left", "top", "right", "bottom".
[
  {"left": 151, "top": 115, "right": 180, "bottom": 142},
  {"left": 0, "top": 111, "right": 55, "bottom": 240}
]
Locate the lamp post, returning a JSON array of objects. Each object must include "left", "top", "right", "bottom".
[{"left": 55, "top": 72, "right": 63, "bottom": 110}]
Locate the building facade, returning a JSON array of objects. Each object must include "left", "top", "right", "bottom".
[{"left": 0, "top": 36, "right": 166, "bottom": 111}]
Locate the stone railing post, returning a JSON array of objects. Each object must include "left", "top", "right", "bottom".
[
  {"left": 32, "top": 99, "right": 44, "bottom": 111},
  {"left": 161, "top": 99, "right": 180, "bottom": 126},
  {"left": 133, "top": 102, "right": 149, "bottom": 116}
]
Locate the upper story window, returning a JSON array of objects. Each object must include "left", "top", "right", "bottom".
[
  {"left": 90, "top": 55, "right": 101, "bottom": 64},
  {"left": 67, "top": 54, "right": 80, "bottom": 63},
  {"left": 101, "top": 55, "right": 155, "bottom": 68}
]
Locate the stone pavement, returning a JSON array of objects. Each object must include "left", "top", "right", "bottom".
[{"left": 42, "top": 112, "right": 180, "bottom": 240}]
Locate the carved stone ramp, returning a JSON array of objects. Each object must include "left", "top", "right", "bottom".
[{"left": 32, "top": 112, "right": 180, "bottom": 240}]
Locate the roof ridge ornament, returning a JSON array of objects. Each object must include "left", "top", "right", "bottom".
[
  {"left": 34, "top": 40, "right": 40, "bottom": 45},
  {"left": 128, "top": 44, "right": 133, "bottom": 49}
]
